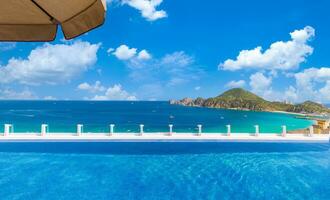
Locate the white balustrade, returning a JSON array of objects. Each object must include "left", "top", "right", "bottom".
[
  {"left": 197, "top": 124, "right": 202, "bottom": 136},
  {"left": 281, "top": 125, "right": 287, "bottom": 137},
  {"left": 110, "top": 124, "right": 115, "bottom": 136},
  {"left": 139, "top": 124, "right": 144, "bottom": 136},
  {"left": 226, "top": 125, "right": 231, "bottom": 136},
  {"left": 309, "top": 126, "right": 314, "bottom": 137},
  {"left": 41, "top": 124, "right": 48, "bottom": 136},
  {"left": 2, "top": 123, "right": 323, "bottom": 138},
  {"left": 4, "top": 124, "right": 13, "bottom": 136},
  {"left": 169, "top": 124, "right": 173, "bottom": 136},
  {"left": 77, "top": 124, "right": 83, "bottom": 136},
  {"left": 255, "top": 125, "right": 259, "bottom": 136}
]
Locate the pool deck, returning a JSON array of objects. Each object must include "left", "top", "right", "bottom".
[{"left": 0, "top": 133, "right": 329, "bottom": 143}]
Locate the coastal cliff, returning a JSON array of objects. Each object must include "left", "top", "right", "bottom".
[{"left": 170, "top": 88, "right": 330, "bottom": 115}]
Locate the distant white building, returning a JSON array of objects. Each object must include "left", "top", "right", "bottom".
[{"left": 283, "top": 100, "right": 293, "bottom": 105}]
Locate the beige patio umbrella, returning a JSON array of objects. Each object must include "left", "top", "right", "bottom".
[{"left": 0, "top": 0, "right": 106, "bottom": 41}]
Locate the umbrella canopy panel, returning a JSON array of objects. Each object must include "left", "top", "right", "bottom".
[{"left": 0, "top": 0, "right": 106, "bottom": 41}]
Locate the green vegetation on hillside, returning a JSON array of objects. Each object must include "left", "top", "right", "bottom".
[
  {"left": 204, "top": 88, "right": 271, "bottom": 111},
  {"left": 287, "top": 101, "right": 330, "bottom": 114},
  {"left": 170, "top": 88, "right": 330, "bottom": 114}
]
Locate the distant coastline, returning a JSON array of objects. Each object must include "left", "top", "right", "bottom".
[
  {"left": 170, "top": 88, "right": 330, "bottom": 116},
  {"left": 170, "top": 88, "right": 330, "bottom": 134}
]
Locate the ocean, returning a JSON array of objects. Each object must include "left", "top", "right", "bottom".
[
  {"left": 0, "top": 101, "right": 313, "bottom": 134},
  {"left": 0, "top": 101, "right": 313, "bottom": 133}
]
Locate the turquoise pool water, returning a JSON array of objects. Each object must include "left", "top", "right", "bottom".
[
  {"left": 0, "top": 142, "right": 328, "bottom": 200},
  {"left": 0, "top": 101, "right": 313, "bottom": 133}
]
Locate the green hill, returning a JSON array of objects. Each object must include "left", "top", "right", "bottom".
[
  {"left": 287, "top": 101, "right": 329, "bottom": 114},
  {"left": 170, "top": 88, "right": 330, "bottom": 114},
  {"left": 203, "top": 88, "right": 272, "bottom": 111},
  {"left": 216, "top": 88, "right": 264, "bottom": 101}
]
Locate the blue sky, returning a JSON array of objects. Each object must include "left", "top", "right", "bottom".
[{"left": 1, "top": 0, "right": 330, "bottom": 103}]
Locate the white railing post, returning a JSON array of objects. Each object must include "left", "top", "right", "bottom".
[
  {"left": 309, "top": 126, "right": 314, "bottom": 137},
  {"left": 169, "top": 124, "right": 173, "bottom": 136},
  {"left": 226, "top": 125, "right": 231, "bottom": 136},
  {"left": 110, "top": 124, "right": 115, "bottom": 136},
  {"left": 4, "top": 124, "right": 8, "bottom": 136},
  {"left": 77, "top": 124, "right": 83, "bottom": 136},
  {"left": 197, "top": 124, "right": 202, "bottom": 136},
  {"left": 41, "top": 124, "right": 48, "bottom": 136},
  {"left": 4, "top": 124, "right": 13, "bottom": 136},
  {"left": 255, "top": 125, "right": 259, "bottom": 136},
  {"left": 139, "top": 124, "right": 144, "bottom": 136},
  {"left": 281, "top": 125, "right": 287, "bottom": 137}
]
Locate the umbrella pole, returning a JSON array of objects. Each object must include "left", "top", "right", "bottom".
[{"left": 30, "top": 0, "right": 56, "bottom": 22}]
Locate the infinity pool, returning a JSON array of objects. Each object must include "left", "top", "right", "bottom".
[{"left": 0, "top": 142, "right": 329, "bottom": 200}]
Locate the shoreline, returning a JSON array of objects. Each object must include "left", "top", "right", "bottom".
[
  {"left": 270, "top": 110, "right": 307, "bottom": 116},
  {"left": 174, "top": 103, "right": 325, "bottom": 118}
]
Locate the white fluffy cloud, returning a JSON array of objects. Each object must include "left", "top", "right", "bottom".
[
  {"left": 220, "top": 26, "right": 315, "bottom": 71},
  {"left": 245, "top": 67, "right": 330, "bottom": 103},
  {"left": 284, "top": 86, "right": 298, "bottom": 102},
  {"left": 106, "top": 48, "right": 114, "bottom": 54},
  {"left": 225, "top": 80, "right": 246, "bottom": 88},
  {"left": 319, "top": 81, "right": 330, "bottom": 102},
  {"left": 78, "top": 81, "right": 137, "bottom": 100},
  {"left": 289, "top": 67, "right": 330, "bottom": 102},
  {"left": 0, "top": 41, "right": 100, "bottom": 85},
  {"left": 248, "top": 72, "right": 280, "bottom": 100},
  {"left": 92, "top": 84, "right": 137, "bottom": 100},
  {"left": 112, "top": 45, "right": 151, "bottom": 61},
  {"left": 112, "top": 45, "right": 137, "bottom": 60},
  {"left": 137, "top": 49, "right": 152, "bottom": 60},
  {"left": 122, "top": 0, "right": 167, "bottom": 21},
  {"left": 295, "top": 67, "right": 330, "bottom": 88},
  {"left": 249, "top": 72, "right": 272, "bottom": 93},
  {"left": 0, "top": 88, "right": 37, "bottom": 100},
  {"left": 77, "top": 81, "right": 106, "bottom": 93}
]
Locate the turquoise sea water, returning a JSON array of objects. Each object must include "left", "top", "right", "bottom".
[{"left": 0, "top": 101, "right": 313, "bottom": 134}]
